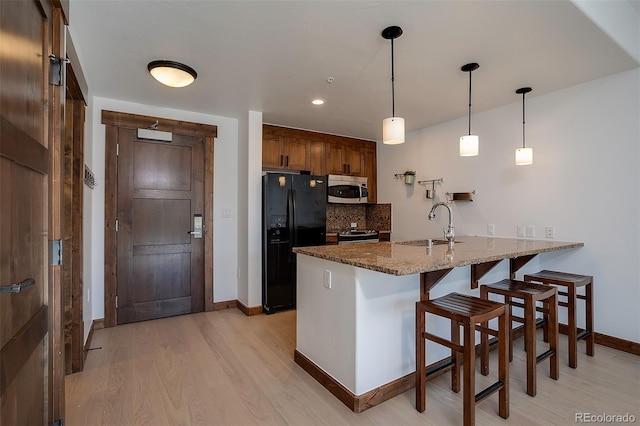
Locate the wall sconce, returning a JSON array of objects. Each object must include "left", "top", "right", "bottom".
[
  {"left": 515, "top": 87, "right": 533, "bottom": 165},
  {"left": 460, "top": 63, "right": 480, "bottom": 156}
]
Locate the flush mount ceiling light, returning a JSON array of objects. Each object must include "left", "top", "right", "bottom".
[
  {"left": 515, "top": 87, "right": 533, "bottom": 165},
  {"left": 382, "top": 26, "right": 404, "bottom": 145},
  {"left": 311, "top": 98, "right": 326, "bottom": 105},
  {"left": 147, "top": 60, "right": 197, "bottom": 88},
  {"left": 460, "top": 62, "right": 480, "bottom": 156}
]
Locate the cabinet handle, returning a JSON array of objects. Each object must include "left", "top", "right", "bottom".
[
  {"left": 285, "top": 155, "right": 289, "bottom": 167},
  {"left": 280, "top": 155, "right": 284, "bottom": 167},
  {"left": 347, "top": 164, "right": 351, "bottom": 174}
]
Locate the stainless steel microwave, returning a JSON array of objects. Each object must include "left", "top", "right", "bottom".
[{"left": 327, "top": 175, "right": 368, "bottom": 204}]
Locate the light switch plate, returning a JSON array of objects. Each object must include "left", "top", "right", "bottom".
[{"left": 525, "top": 225, "right": 535, "bottom": 237}]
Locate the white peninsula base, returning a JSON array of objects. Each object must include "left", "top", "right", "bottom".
[{"left": 295, "top": 254, "right": 420, "bottom": 411}]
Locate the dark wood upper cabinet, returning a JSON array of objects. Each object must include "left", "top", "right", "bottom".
[
  {"left": 262, "top": 129, "right": 310, "bottom": 171},
  {"left": 363, "top": 143, "right": 377, "bottom": 204},
  {"left": 262, "top": 124, "right": 377, "bottom": 200},
  {"left": 309, "top": 139, "right": 325, "bottom": 176},
  {"left": 326, "top": 140, "right": 364, "bottom": 176}
]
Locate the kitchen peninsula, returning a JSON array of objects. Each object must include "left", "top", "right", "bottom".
[{"left": 292, "top": 236, "right": 583, "bottom": 413}]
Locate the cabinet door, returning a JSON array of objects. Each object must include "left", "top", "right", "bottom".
[
  {"left": 325, "top": 142, "right": 345, "bottom": 175},
  {"left": 363, "top": 143, "right": 377, "bottom": 203},
  {"left": 263, "top": 134, "right": 284, "bottom": 169},
  {"left": 284, "top": 137, "right": 310, "bottom": 171},
  {"left": 344, "top": 141, "right": 363, "bottom": 176},
  {"left": 309, "top": 140, "right": 325, "bottom": 176}
]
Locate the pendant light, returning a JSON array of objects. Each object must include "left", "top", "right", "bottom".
[
  {"left": 515, "top": 87, "right": 533, "bottom": 165},
  {"left": 148, "top": 60, "right": 197, "bottom": 88},
  {"left": 382, "top": 26, "right": 404, "bottom": 145},
  {"left": 460, "top": 63, "right": 479, "bottom": 156}
]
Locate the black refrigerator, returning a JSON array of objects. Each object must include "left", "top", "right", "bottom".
[{"left": 262, "top": 173, "right": 326, "bottom": 314}]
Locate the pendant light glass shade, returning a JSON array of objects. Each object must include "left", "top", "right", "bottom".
[
  {"left": 148, "top": 60, "right": 197, "bottom": 88},
  {"left": 383, "top": 117, "right": 405, "bottom": 145},
  {"left": 460, "top": 63, "right": 479, "bottom": 156},
  {"left": 515, "top": 87, "right": 533, "bottom": 166},
  {"left": 515, "top": 147, "right": 533, "bottom": 165},
  {"left": 460, "top": 135, "right": 479, "bottom": 156},
  {"left": 382, "top": 26, "right": 404, "bottom": 145}
]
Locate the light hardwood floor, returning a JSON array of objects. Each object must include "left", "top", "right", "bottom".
[{"left": 66, "top": 309, "right": 640, "bottom": 425}]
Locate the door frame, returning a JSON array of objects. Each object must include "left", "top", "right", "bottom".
[
  {"left": 102, "top": 110, "right": 216, "bottom": 328},
  {"left": 63, "top": 63, "right": 86, "bottom": 373}
]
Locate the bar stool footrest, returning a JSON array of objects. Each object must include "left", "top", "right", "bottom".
[
  {"left": 425, "top": 358, "right": 456, "bottom": 377},
  {"left": 475, "top": 380, "right": 505, "bottom": 404},
  {"left": 536, "top": 349, "right": 555, "bottom": 364}
]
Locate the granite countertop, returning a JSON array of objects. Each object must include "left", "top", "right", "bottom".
[{"left": 293, "top": 236, "right": 584, "bottom": 276}]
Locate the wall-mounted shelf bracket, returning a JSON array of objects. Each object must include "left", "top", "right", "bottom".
[
  {"left": 446, "top": 190, "right": 476, "bottom": 202},
  {"left": 417, "top": 178, "right": 443, "bottom": 199}
]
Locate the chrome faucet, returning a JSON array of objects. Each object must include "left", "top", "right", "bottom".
[{"left": 428, "top": 202, "right": 455, "bottom": 246}]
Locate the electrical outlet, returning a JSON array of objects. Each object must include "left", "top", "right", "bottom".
[
  {"left": 525, "top": 225, "right": 535, "bottom": 237},
  {"left": 487, "top": 224, "right": 495, "bottom": 236},
  {"left": 545, "top": 226, "right": 555, "bottom": 239},
  {"left": 324, "top": 270, "right": 332, "bottom": 289},
  {"left": 517, "top": 225, "right": 525, "bottom": 237},
  {"left": 221, "top": 208, "right": 231, "bottom": 218},
  {"left": 350, "top": 222, "right": 357, "bottom": 229}
]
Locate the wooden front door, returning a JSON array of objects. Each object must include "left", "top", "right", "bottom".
[
  {"left": 116, "top": 128, "right": 205, "bottom": 324},
  {"left": 1, "top": 0, "right": 62, "bottom": 423}
]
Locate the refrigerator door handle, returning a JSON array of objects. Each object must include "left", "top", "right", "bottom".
[{"left": 288, "top": 189, "right": 296, "bottom": 257}]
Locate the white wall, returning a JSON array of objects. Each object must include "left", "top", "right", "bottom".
[
  {"left": 378, "top": 68, "right": 640, "bottom": 342},
  {"left": 84, "top": 97, "right": 240, "bottom": 326}
]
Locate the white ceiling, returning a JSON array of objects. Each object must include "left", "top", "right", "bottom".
[{"left": 68, "top": 0, "right": 639, "bottom": 142}]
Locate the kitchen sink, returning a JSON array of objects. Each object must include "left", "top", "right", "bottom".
[{"left": 397, "top": 239, "right": 462, "bottom": 247}]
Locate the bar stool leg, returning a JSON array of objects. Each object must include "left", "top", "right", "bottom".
[
  {"left": 506, "top": 296, "right": 514, "bottom": 361},
  {"left": 451, "top": 320, "right": 461, "bottom": 393},
  {"left": 567, "top": 284, "right": 578, "bottom": 368},
  {"left": 549, "top": 290, "right": 559, "bottom": 380},
  {"left": 542, "top": 299, "right": 549, "bottom": 343},
  {"left": 498, "top": 306, "right": 509, "bottom": 419},
  {"left": 463, "top": 322, "right": 475, "bottom": 426},
  {"left": 586, "top": 282, "right": 594, "bottom": 357},
  {"left": 525, "top": 297, "right": 537, "bottom": 397},
  {"left": 480, "top": 286, "right": 490, "bottom": 376},
  {"left": 415, "top": 302, "right": 426, "bottom": 412}
]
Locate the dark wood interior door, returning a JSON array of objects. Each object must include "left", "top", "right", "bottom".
[
  {"left": 116, "top": 128, "right": 205, "bottom": 324},
  {"left": 1, "top": 0, "right": 54, "bottom": 423}
]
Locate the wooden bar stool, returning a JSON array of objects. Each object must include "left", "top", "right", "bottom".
[
  {"left": 416, "top": 293, "right": 509, "bottom": 426},
  {"left": 524, "top": 270, "right": 594, "bottom": 368},
  {"left": 480, "top": 279, "right": 558, "bottom": 397}
]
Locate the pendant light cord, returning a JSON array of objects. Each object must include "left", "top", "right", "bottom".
[
  {"left": 467, "top": 70, "right": 472, "bottom": 135},
  {"left": 522, "top": 91, "right": 526, "bottom": 149},
  {"left": 391, "top": 37, "right": 395, "bottom": 118}
]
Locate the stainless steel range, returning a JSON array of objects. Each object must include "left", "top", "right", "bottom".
[{"left": 337, "top": 230, "right": 379, "bottom": 244}]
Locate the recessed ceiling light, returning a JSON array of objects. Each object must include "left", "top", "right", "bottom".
[
  {"left": 311, "top": 99, "right": 326, "bottom": 106},
  {"left": 148, "top": 60, "right": 197, "bottom": 88}
]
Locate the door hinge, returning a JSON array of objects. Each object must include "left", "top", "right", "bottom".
[
  {"left": 115, "top": 295, "right": 118, "bottom": 308},
  {"left": 50, "top": 240, "right": 62, "bottom": 266},
  {"left": 48, "top": 54, "right": 69, "bottom": 86},
  {"left": 116, "top": 143, "right": 119, "bottom": 156},
  {"left": 115, "top": 219, "right": 119, "bottom": 232}
]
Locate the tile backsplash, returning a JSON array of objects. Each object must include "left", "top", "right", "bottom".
[{"left": 326, "top": 203, "right": 391, "bottom": 232}]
